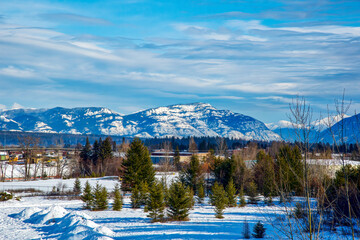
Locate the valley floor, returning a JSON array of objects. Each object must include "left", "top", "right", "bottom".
[{"left": 0, "top": 177, "right": 355, "bottom": 240}]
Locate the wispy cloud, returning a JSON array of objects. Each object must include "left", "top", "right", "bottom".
[
  {"left": 0, "top": 0, "right": 359, "bottom": 122},
  {"left": 39, "top": 13, "right": 112, "bottom": 26}
]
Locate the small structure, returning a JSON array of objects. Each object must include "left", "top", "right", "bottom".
[{"left": 0, "top": 151, "right": 9, "bottom": 161}]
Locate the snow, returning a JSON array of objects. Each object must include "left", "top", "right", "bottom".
[
  {"left": 0, "top": 176, "right": 353, "bottom": 240},
  {"left": 0, "top": 103, "right": 281, "bottom": 141}
]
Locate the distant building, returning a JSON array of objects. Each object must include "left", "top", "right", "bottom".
[{"left": 0, "top": 151, "right": 9, "bottom": 161}]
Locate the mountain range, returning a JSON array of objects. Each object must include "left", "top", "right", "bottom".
[
  {"left": 0, "top": 103, "right": 281, "bottom": 141},
  {"left": 267, "top": 114, "right": 360, "bottom": 144}
]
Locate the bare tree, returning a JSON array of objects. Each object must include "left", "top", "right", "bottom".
[
  {"left": 288, "top": 96, "right": 319, "bottom": 240},
  {"left": 326, "top": 90, "right": 355, "bottom": 240},
  {"left": 18, "top": 136, "right": 39, "bottom": 181}
]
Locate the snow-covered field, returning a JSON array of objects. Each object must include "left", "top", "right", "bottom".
[{"left": 0, "top": 177, "right": 354, "bottom": 240}]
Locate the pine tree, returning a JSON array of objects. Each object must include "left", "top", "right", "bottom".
[
  {"left": 181, "top": 155, "right": 203, "bottom": 192},
  {"left": 99, "top": 137, "right": 113, "bottom": 175},
  {"left": 186, "top": 187, "right": 195, "bottom": 209},
  {"left": 81, "top": 181, "right": 93, "bottom": 209},
  {"left": 254, "top": 151, "right": 275, "bottom": 197},
  {"left": 113, "top": 183, "right": 123, "bottom": 211},
  {"left": 139, "top": 181, "right": 150, "bottom": 206},
  {"left": 239, "top": 187, "right": 246, "bottom": 207},
  {"left": 147, "top": 181, "right": 165, "bottom": 222},
  {"left": 98, "top": 186, "right": 108, "bottom": 210},
  {"left": 93, "top": 182, "right": 106, "bottom": 210},
  {"left": 92, "top": 140, "right": 100, "bottom": 172},
  {"left": 174, "top": 146, "right": 181, "bottom": 171},
  {"left": 131, "top": 185, "right": 141, "bottom": 208},
  {"left": 197, "top": 183, "right": 205, "bottom": 204},
  {"left": 80, "top": 137, "right": 92, "bottom": 176},
  {"left": 247, "top": 181, "right": 259, "bottom": 204},
  {"left": 226, "top": 178, "right": 237, "bottom": 207},
  {"left": 121, "top": 138, "right": 155, "bottom": 191},
  {"left": 167, "top": 181, "right": 191, "bottom": 221},
  {"left": 209, "top": 182, "right": 228, "bottom": 218},
  {"left": 252, "top": 221, "right": 266, "bottom": 238},
  {"left": 73, "top": 178, "right": 82, "bottom": 195},
  {"left": 160, "top": 177, "right": 169, "bottom": 207}
]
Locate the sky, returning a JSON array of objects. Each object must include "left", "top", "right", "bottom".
[{"left": 0, "top": 0, "right": 360, "bottom": 123}]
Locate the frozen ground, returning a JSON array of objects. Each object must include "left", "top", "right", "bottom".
[{"left": 0, "top": 176, "right": 355, "bottom": 240}]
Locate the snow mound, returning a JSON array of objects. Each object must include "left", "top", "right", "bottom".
[
  {"left": 25, "top": 205, "right": 68, "bottom": 224},
  {"left": 10, "top": 207, "right": 42, "bottom": 220},
  {"left": 12, "top": 206, "right": 114, "bottom": 239},
  {"left": 48, "top": 211, "right": 114, "bottom": 239}
]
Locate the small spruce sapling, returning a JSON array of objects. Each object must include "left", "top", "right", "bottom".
[
  {"left": 226, "top": 178, "right": 237, "bottom": 207},
  {"left": 197, "top": 183, "right": 205, "bottom": 204},
  {"left": 247, "top": 181, "right": 259, "bottom": 204},
  {"left": 99, "top": 186, "right": 108, "bottom": 210},
  {"left": 81, "top": 181, "right": 93, "bottom": 209},
  {"left": 131, "top": 185, "right": 141, "bottom": 208},
  {"left": 239, "top": 187, "right": 246, "bottom": 207},
  {"left": 167, "top": 181, "right": 191, "bottom": 221},
  {"left": 113, "top": 183, "right": 123, "bottom": 211},
  {"left": 252, "top": 221, "right": 266, "bottom": 238},
  {"left": 187, "top": 187, "right": 195, "bottom": 209},
  {"left": 147, "top": 181, "right": 165, "bottom": 222},
  {"left": 73, "top": 178, "right": 82, "bottom": 195},
  {"left": 209, "top": 182, "right": 228, "bottom": 219}
]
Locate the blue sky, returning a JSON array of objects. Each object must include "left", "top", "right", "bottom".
[{"left": 1, "top": 0, "right": 360, "bottom": 123}]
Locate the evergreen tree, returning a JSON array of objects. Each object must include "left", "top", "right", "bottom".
[
  {"left": 121, "top": 138, "right": 155, "bottom": 191},
  {"left": 131, "top": 185, "right": 141, "bottom": 208},
  {"left": 92, "top": 140, "right": 100, "bottom": 172},
  {"left": 174, "top": 146, "right": 181, "bottom": 171},
  {"left": 160, "top": 177, "right": 169, "bottom": 207},
  {"left": 80, "top": 137, "right": 92, "bottom": 176},
  {"left": 181, "top": 155, "right": 203, "bottom": 192},
  {"left": 252, "top": 221, "right": 266, "bottom": 238},
  {"left": 226, "top": 178, "right": 237, "bottom": 207},
  {"left": 113, "top": 183, "right": 123, "bottom": 211},
  {"left": 98, "top": 186, "right": 108, "bottom": 210},
  {"left": 73, "top": 178, "right": 82, "bottom": 195},
  {"left": 93, "top": 182, "right": 108, "bottom": 210},
  {"left": 81, "top": 181, "right": 93, "bottom": 209},
  {"left": 99, "top": 136, "right": 113, "bottom": 175},
  {"left": 247, "top": 181, "right": 259, "bottom": 204},
  {"left": 209, "top": 182, "right": 228, "bottom": 218},
  {"left": 139, "top": 181, "right": 150, "bottom": 206},
  {"left": 167, "top": 181, "right": 191, "bottom": 221},
  {"left": 147, "top": 181, "right": 165, "bottom": 222},
  {"left": 186, "top": 187, "right": 195, "bottom": 209},
  {"left": 197, "top": 182, "right": 205, "bottom": 204},
  {"left": 276, "top": 145, "right": 304, "bottom": 196},
  {"left": 239, "top": 187, "right": 246, "bottom": 207},
  {"left": 254, "top": 151, "right": 275, "bottom": 197}
]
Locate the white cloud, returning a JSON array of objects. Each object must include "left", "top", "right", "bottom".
[{"left": 0, "top": 66, "right": 35, "bottom": 78}]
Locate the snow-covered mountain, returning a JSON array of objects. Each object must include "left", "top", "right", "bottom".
[
  {"left": 319, "top": 113, "right": 360, "bottom": 144},
  {"left": 267, "top": 114, "right": 354, "bottom": 143},
  {"left": 0, "top": 103, "right": 280, "bottom": 141}
]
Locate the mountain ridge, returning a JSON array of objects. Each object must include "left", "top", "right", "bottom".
[{"left": 0, "top": 103, "right": 280, "bottom": 141}]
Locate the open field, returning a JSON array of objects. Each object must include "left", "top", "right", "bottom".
[{"left": 0, "top": 176, "right": 355, "bottom": 240}]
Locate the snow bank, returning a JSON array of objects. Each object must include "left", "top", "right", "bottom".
[
  {"left": 12, "top": 207, "right": 114, "bottom": 239},
  {"left": 25, "top": 205, "right": 69, "bottom": 224},
  {"left": 49, "top": 211, "right": 114, "bottom": 239},
  {"left": 10, "top": 207, "right": 42, "bottom": 220}
]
